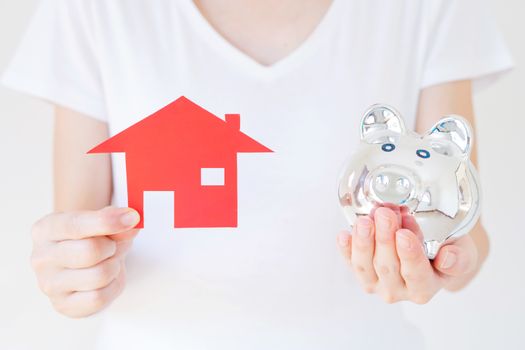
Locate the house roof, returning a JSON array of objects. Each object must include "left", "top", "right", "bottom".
[{"left": 88, "top": 96, "right": 273, "bottom": 155}]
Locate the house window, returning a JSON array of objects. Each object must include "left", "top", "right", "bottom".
[{"left": 201, "top": 168, "right": 225, "bottom": 186}]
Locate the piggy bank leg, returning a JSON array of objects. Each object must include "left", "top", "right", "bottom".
[{"left": 424, "top": 240, "right": 442, "bottom": 259}]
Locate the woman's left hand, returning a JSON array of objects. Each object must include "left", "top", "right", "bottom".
[{"left": 337, "top": 206, "right": 479, "bottom": 304}]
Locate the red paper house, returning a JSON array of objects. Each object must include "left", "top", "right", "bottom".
[{"left": 88, "top": 96, "right": 272, "bottom": 228}]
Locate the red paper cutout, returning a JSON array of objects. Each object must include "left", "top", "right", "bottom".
[{"left": 88, "top": 96, "right": 273, "bottom": 228}]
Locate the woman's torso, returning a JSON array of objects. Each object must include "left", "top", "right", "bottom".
[{"left": 90, "top": 0, "right": 429, "bottom": 348}]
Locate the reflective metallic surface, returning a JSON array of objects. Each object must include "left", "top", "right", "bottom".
[{"left": 338, "top": 104, "right": 481, "bottom": 259}]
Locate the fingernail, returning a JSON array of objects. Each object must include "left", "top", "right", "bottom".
[
  {"left": 338, "top": 233, "right": 350, "bottom": 247},
  {"left": 440, "top": 251, "right": 457, "bottom": 269},
  {"left": 396, "top": 231, "right": 411, "bottom": 250},
  {"left": 120, "top": 210, "right": 140, "bottom": 227},
  {"left": 357, "top": 218, "right": 371, "bottom": 237}
]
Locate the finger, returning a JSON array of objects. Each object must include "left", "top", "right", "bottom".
[
  {"left": 54, "top": 237, "right": 132, "bottom": 269},
  {"left": 373, "top": 207, "right": 406, "bottom": 301},
  {"left": 432, "top": 234, "right": 478, "bottom": 277},
  {"left": 395, "top": 229, "right": 440, "bottom": 304},
  {"left": 54, "top": 236, "right": 117, "bottom": 269},
  {"left": 54, "top": 255, "right": 122, "bottom": 293},
  {"left": 114, "top": 239, "right": 134, "bottom": 258},
  {"left": 337, "top": 230, "right": 353, "bottom": 263},
  {"left": 369, "top": 203, "right": 403, "bottom": 226},
  {"left": 108, "top": 228, "right": 140, "bottom": 242},
  {"left": 350, "top": 216, "right": 378, "bottom": 292},
  {"left": 401, "top": 212, "right": 425, "bottom": 241},
  {"left": 370, "top": 204, "right": 402, "bottom": 226},
  {"left": 51, "top": 261, "right": 126, "bottom": 318},
  {"left": 38, "top": 207, "right": 140, "bottom": 241},
  {"left": 381, "top": 203, "right": 403, "bottom": 224}
]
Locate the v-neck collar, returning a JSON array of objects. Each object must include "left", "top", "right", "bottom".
[{"left": 179, "top": 0, "right": 342, "bottom": 80}]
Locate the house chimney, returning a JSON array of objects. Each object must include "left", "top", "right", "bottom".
[{"left": 225, "top": 114, "right": 240, "bottom": 130}]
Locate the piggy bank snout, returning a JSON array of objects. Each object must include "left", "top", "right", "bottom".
[{"left": 366, "top": 166, "right": 419, "bottom": 205}]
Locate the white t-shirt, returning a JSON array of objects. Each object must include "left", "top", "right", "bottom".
[{"left": 2, "top": 0, "right": 513, "bottom": 349}]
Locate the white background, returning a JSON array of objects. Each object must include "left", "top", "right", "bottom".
[{"left": 0, "top": 1, "right": 523, "bottom": 349}]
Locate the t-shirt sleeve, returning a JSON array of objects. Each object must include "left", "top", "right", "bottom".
[
  {"left": 1, "top": 0, "right": 107, "bottom": 121},
  {"left": 420, "top": 0, "right": 514, "bottom": 92}
]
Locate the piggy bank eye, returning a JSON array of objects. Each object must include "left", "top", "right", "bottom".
[
  {"left": 416, "top": 149, "right": 430, "bottom": 159},
  {"left": 381, "top": 143, "right": 396, "bottom": 152}
]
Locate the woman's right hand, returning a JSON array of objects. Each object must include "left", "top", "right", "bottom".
[{"left": 30, "top": 206, "right": 141, "bottom": 318}]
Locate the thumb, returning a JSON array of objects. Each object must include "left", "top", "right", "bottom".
[
  {"left": 103, "top": 206, "right": 141, "bottom": 241},
  {"left": 432, "top": 236, "right": 478, "bottom": 277}
]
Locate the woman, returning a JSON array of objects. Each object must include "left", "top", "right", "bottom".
[{"left": 2, "top": 0, "right": 513, "bottom": 348}]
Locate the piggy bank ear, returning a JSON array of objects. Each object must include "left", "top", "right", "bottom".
[
  {"left": 360, "top": 104, "right": 406, "bottom": 144},
  {"left": 424, "top": 116, "right": 473, "bottom": 158}
]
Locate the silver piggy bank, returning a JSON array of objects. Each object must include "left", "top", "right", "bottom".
[{"left": 338, "top": 104, "right": 481, "bottom": 259}]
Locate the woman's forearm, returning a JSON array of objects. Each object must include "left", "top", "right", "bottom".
[{"left": 53, "top": 105, "right": 113, "bottom": 211}]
